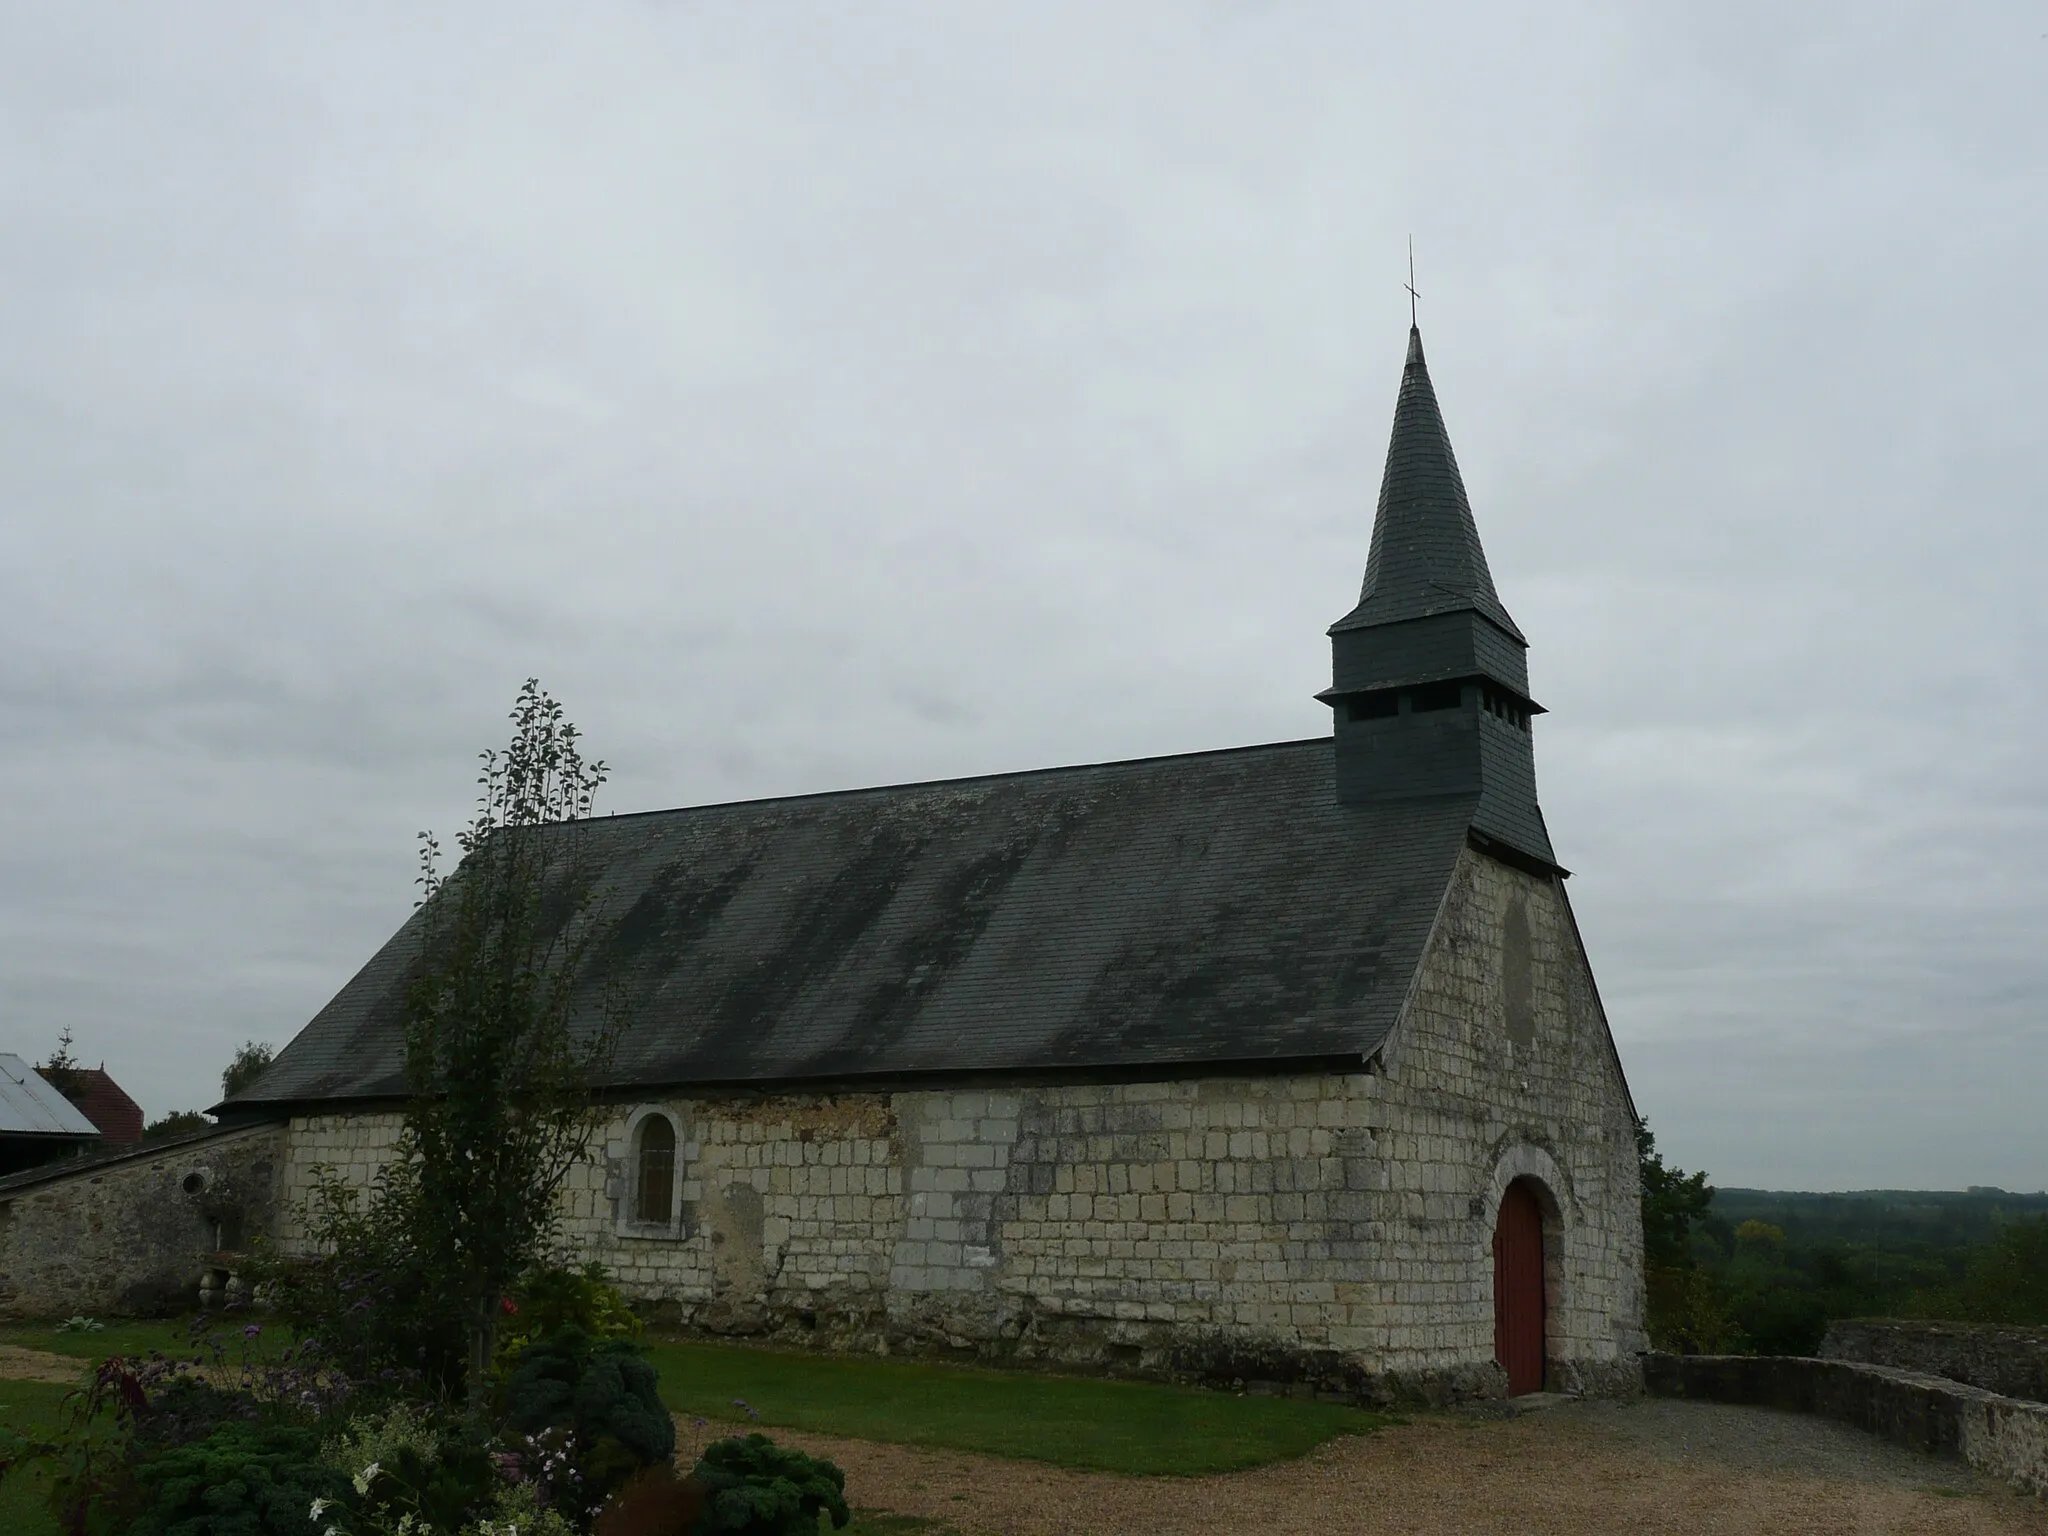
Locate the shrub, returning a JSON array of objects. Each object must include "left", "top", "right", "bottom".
[
  {"left": 496, "top": 1263, "right": 641, "bottom": 1378},
  {"left": 689, "top": 1434, "right": 849, "bottom": 1535},
  {"left": 1644, "top": 1264, "right": 1745, "bottom": 1355},
  {"left": 464, "top": 1477, "right": 581, "bottom": 1536},
  {"left": 56, "top": 1315, "right": 106, "bottom": 1334},
  {"left": 330, "top": 1435, "right": 501, "bottom": 1536},
  {"left": 504, "top": 1326, "right": 673, "bottom": 1499},
  {"left": 130, "top": 1418, "right": 347, "bottom": 1536},
  {"left": 250, "top": 1162, "right": 458, "bottom": 1396}
]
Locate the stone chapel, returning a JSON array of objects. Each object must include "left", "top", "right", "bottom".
[{"left": 232, "top": 325, "right": 1646, "bottom": 1402}]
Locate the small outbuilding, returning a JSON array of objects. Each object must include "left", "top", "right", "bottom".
[{"left": 0, "top": 1053, "right": 101, "bottom": 1175}]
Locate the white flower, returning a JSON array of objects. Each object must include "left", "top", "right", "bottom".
[
  {"left": 308, "top": 1498, "right": 330, "bottom": 1522},
  {"left": 352, "top": 1460, "right": 382, "bottom": 1495}
]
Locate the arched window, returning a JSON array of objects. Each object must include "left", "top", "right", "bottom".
[{"left": 634, "top": 1115, "right": 676, "bottom": 1226}]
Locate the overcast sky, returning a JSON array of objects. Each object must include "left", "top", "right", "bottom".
[{"left": 3, "top": 4, "right": 2043, "bottom": 1191}]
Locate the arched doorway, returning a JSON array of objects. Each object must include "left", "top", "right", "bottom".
[{"left": 1492, "top": 1177, "right": 1546, "bottom": 1395}]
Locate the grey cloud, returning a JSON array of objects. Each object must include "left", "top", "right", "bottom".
[{"left": 2, "top": 2, "right": 2043, "bottom": 1188}]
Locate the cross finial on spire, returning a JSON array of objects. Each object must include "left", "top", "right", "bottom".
[{"left": 1404, "top": 235, "right": 1420, "bottom": 328}]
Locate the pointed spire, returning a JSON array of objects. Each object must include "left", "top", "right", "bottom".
[{"left": 1331, "top": 326, "right": 1523, "bottom": 644}]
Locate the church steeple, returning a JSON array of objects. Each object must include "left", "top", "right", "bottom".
[{"left": 1319, "top": 326, "right": 1558, "bottom": 871}]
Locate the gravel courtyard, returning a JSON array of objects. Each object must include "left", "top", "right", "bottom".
[{"left": 688, "top": 1396, "right": 2048, "bottom": 1536}]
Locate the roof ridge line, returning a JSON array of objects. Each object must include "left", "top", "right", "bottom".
[{"left": 583, "top": 736, "right": 1332, "bottom": 824}]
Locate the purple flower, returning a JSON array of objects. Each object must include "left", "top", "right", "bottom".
[{"left": 243, "top": 1324, "right": 262, "bottom": 1338}]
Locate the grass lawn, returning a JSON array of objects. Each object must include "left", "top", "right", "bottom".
[
  {"left": 0, "top": 1379, "right": 84, "bottom": 1536},
  {"left": 0, "top": 1315, "right": 293, "bottom": 1367},
  {"left": 645, "top": 1335, "right": 1395, "bottom": 1475},
  {"left": 0, "top": 1319, "right": 1392, "bottom": 1491},
  {"left": 0, "top": 1317, "right": 191, "bottom": 1363}
]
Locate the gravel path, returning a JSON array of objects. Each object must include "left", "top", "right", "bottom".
[
  {"left": 0, "top": 1344, "right": 85, "bottom": 1383},
  {"left": 681, "top": 1397, "right": 2048, "bottom": 1536}
]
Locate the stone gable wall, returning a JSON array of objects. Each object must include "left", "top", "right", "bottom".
[
  {"left": 1364, "top": 850, "right": 1644, "bottom": 1392},
  {"left": 278, "top": 850, "right": 1642, "bottom": 1402},
  {"left": 0, "top": 1124, "right": 286, "bottom": 1317}
]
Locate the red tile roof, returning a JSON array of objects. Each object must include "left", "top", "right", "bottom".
[{"left": 64, "top": 1068, "right": 143, "bottom": 1145}]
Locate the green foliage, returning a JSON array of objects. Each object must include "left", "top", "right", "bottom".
[
  {"left": 461, "top": 1478, "right": 580, "bottom": 1536},
  {"left": 143, "top": 1111, "right": 214, "bottom": 1142},
  {"left": 54, "top": 1317, "right": 104, "bottom": 1335},
  {"left": 129, "top": 1419, "right": 346, "bottom": 1536},
  {"left": 0, "top": 1353, "right": 169, "bottom": 1533},
  {"left": 1635, "top": 1118, "right": 1713, "bottom": 1270},
  {"left": 400, "top": 680, "right": 624, "bottom": 1401},
  {"left": 1912, "top": 1215, "right": 2048, "bottom": 1326},
  {"left": 498, "top": 1264, "right": 640, "bottom": 1374},
  {"left": 504, "top": 1326, "right": 673, "bottom": 1497},
  {"left": 322, "top": 1410, "right": 500, "bottom": 1536},
  {"left": 222, "top": 1042, "right": 276, "bottom": 1102},
  {"left": 690, "top": 1434, "right": 849, "bottom": 1536},
  {"left": 37, "top": 1028, "right": 85, "bottom": 1104},
  {"left": 252, "top": 1161, "right": 456, "bottom": 1391},
  {"left": 1712, "top": 1187, "right": 2048, "bottom": 1253},
  {"left": 1733, "top": 1220, "right": 1785, "bottom": 1253},
  {"left": 1643, "top": 1264, "right": 1745, "bottom": 1355},
  {"left": 1646, "top": 1187, "right": 2048, "bottom": 1355}
]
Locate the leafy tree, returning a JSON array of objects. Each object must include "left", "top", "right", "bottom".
[
  {"left": 221, "top": 1041, "right": 275, "bottom": 1100},
  {"left": 1915, "top": 1215, "right": 2048, "bottom": 1326},
  {"left": 400, "top": 679, "right": 624, "bottom": 1404},
  {"left": 1959, "top": 1215, "right": 2048, "bottom": 1324},
  {"left": 1636, "top": 1117, "right": 1713, "bottom": 1269},
  {"left": 143, "top": 1110, "right": 213, "bottom": 1141},
  {"left": 1637, "top": 1117, "right": 1732, "bottom": 1352}
]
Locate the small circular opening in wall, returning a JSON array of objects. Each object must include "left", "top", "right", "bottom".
[{"left": 182, "top": 1171, "right": 208, "bottom": 1195}]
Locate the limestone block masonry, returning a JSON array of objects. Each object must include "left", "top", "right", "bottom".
[
  {"left": 279, "top": 848, "right": 1644, "bottom": 1403},
  {"left": 0, "top": 1124, "right": 286, "bottom": 1317}
]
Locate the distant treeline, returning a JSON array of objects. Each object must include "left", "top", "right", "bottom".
[
  {"left": 1666, "top": 1187, "right": 2048, "bottom": 1356},
  {"left": 1639, "top": 1125, "right": 2048, "bottom": 1357},
  {"left": 1710, "top": 1188, "right": 2048, "bottom": 1255}
]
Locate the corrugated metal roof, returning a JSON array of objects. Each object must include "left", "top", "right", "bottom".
[{"left": 0, "top": 1054, "right": 103, "bottom": 1136}]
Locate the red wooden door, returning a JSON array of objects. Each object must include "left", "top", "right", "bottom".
[{"left": 1492, "top": 1179, "right": 1545, "bottom": 1395}]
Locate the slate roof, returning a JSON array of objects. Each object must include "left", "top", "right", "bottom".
[
  {"left": 235, "top": 740, "right": 1479, "bottom": 1109},
  {"left": 0, "top": 1054, "right": 102, "bottom": 1138},
  {"left": 1330, "top": 327, "right": 1525, "bottom": 644}
]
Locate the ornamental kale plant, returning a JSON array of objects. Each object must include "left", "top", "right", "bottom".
[
  {"left": 689, "top": 1433, "right": 850, "bottom": 1536},
  {"left": 129, "top": 1419, "right": 347, "bottom": 1536},
  {"left": 503, "top": 1325, "right": 673, "bottom": 1499}
]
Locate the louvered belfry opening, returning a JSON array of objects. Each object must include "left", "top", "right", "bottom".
[
  {"left": 635, "top": 1115, "right": 676, "bottom": 1225},
  {"left": 1492, "top": 1177, "right": 1547, "bottom": 1396}
]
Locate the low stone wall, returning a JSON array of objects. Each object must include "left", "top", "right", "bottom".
[
  {"left": 1646, "top": 1352, "right": 2048, "bottom": 1499},
  {"left": 0, "top": 1124, "right": 286, "bottom": 1317},
  {"left": 1823, "top": 1319, "right": 2048, "bottom": 1404}
]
